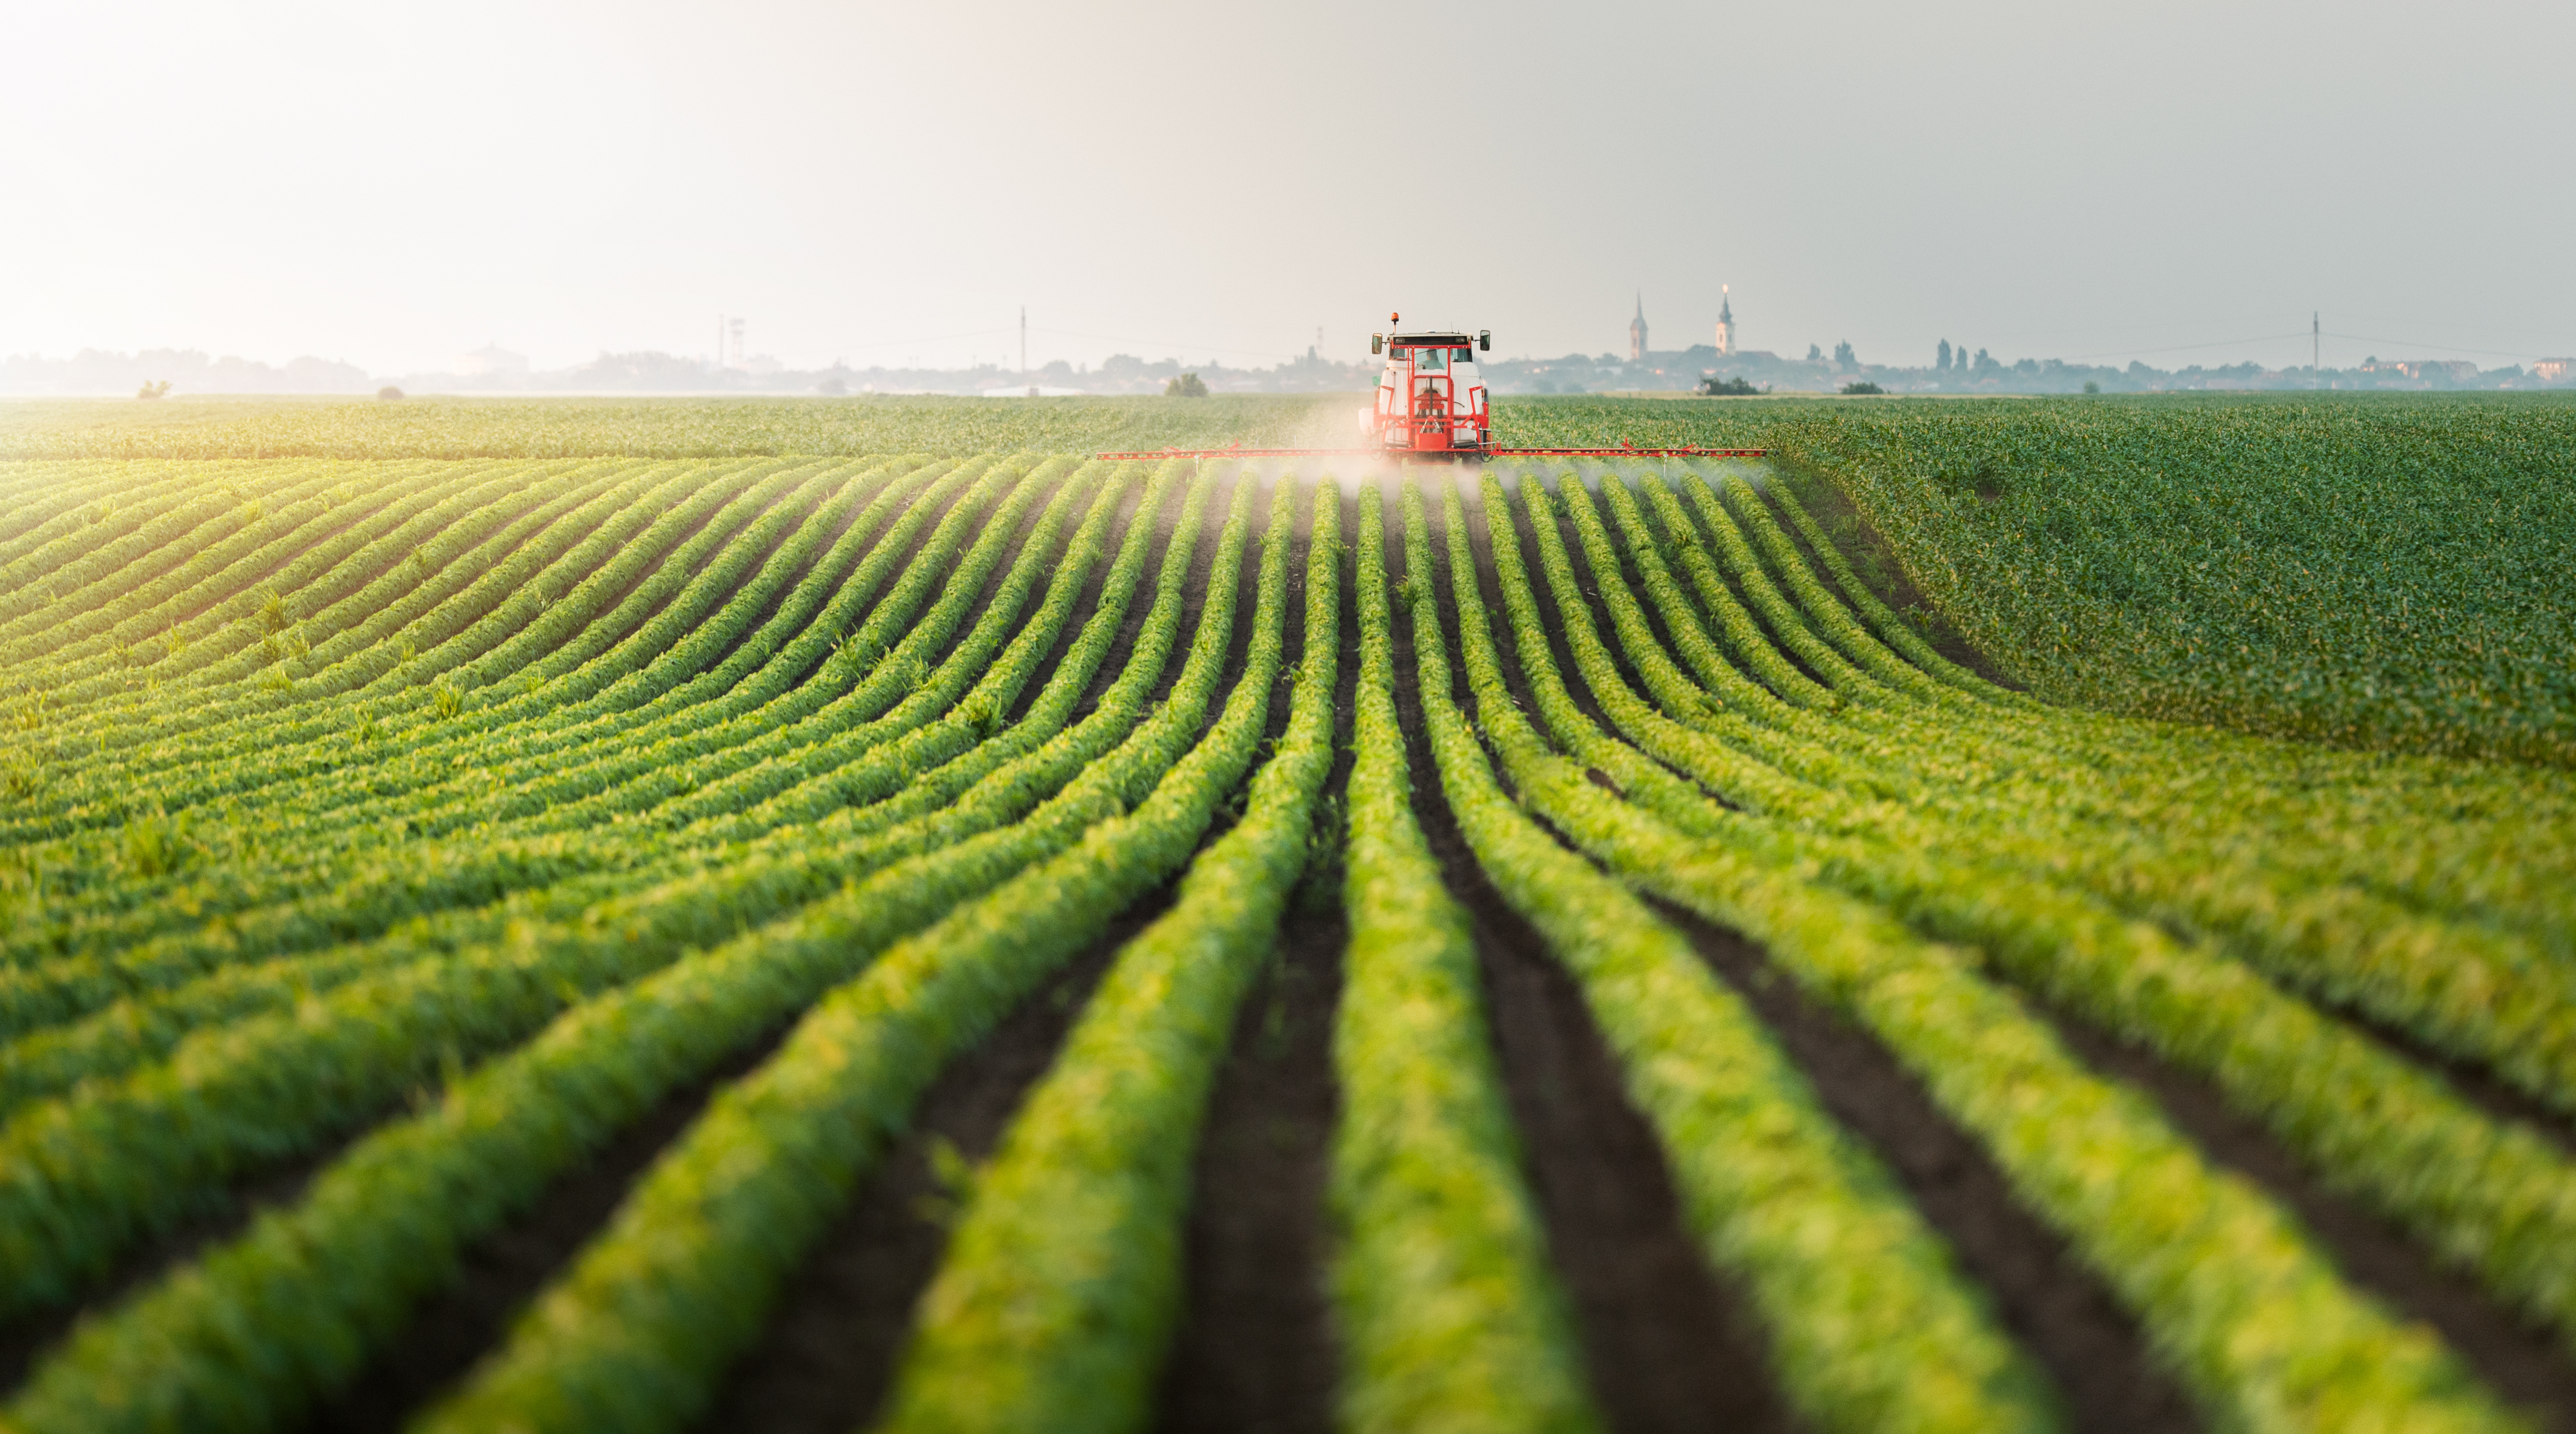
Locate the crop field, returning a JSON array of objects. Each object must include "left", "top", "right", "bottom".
[
  {"left": 0, "top": 394, "right": 2571, "bottom": 1434},
  {"left": 0, "top": 394, "right": 1342, "bottom": 462}
]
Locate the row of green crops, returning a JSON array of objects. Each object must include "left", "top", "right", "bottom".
[
  {"left": 409, "top": 475, "right": 1302, "bottom": 1434},
  {"left": 1495, "top": 393, "right": 2576, "bottom": 765},
  {"left": 1332, "top": 482, "right": 1599, "bottom": 1433},
  {"left": 0, "top": 467, "right": 1206, "bottom": 1119},
  {"left": 870, "top": 480, "right": 1340, "bottom": 1433},
  {"left": 1436, "top": 468, "right": 2561, "bottom": 1430},
  {"left": 0, "top": 394, "right": 1350, "bottom": 461},
  {"left": 1475, "top": 470, "right": 2576, "bottom": 1348},
  {"left": 2, "top": 420, "right": 2573, "bottom": 1434},
  {"left": 0, "top": 453, "right": 1251, "bottom": 1430}
]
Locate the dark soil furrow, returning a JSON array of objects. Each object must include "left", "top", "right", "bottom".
[
  {"left": 1750, "top": 461, "right": 2022, "bottom": 688},
  {"left": 687, "top": 895, "right": 1161, "bottom": 1434},
  {"left": 998, "top": 471, "right": 1156, "bottom": 730},
  {"left": 688, "top": 463, "right": 1263, "bottom": 1433},
  {"left": 1655, "top": 899, "right": 2206, "bottom": 1434},
  {"left": 1391, "top": 492, "right": 1793, "bottom": 1434},
  {"left": 1152, "top": 894, "right": 1344, "bottom": 1434},
  {"left": 1154, "top": 479, "right": 1353, "bottom": 1433},
  {"left": 0, "top": 1141, "right": 338, "bottom": 1397},
  {"left": 1582, "top": 466, "right": 1843, "bottom": 695},
  {"left": 1465, "top": 874, "right": 1795, "bottom": 1434},
  {"left": 2040, "top": 1010, "right": 2576, "bottom": 1431},
  {"left": 2283, "top": 982, "right": 2576, "bottom": 1157},
  {"left": 307, "top": 1026, "right": 796, "bottom": 1432}
]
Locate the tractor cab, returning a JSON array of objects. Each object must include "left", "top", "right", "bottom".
[{"left": 1360, "top": 314, "right": 1492, "bottom": 456}]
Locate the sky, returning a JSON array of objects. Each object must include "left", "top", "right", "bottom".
[{"left": 5, "top": 0, "right": 2570, "bottom": 377}]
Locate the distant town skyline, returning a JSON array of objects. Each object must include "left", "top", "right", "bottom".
[
  {"left": 13, "top": 283, "right": 2564, "bottom": 393},
  {"left": 9, "top": 326, "right": 2560, "bottom": 400}
]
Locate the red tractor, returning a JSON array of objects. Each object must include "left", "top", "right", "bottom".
[
  {"left": 1360, "top": 315, "right": 1492, "bottom": 456},
  {"left": 1094, "top": 311, "right": 1764, "bottom": 464}
]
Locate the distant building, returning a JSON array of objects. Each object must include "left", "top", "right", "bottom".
[
  {"left": 1713, "top": 286, "right": 1735, "bottom": 357},
  {"left": 454, "top": 342, "right": 527, "bottom": 377},
  {"left": 2535, "top": 358, "right": 2572, "bottom": 382},
  {"left": 1630, "top": 294, "right": 1648, "bottom": 362},
  {"left": 2359, "top": 358, "right": 2480, "bottom": 383}
]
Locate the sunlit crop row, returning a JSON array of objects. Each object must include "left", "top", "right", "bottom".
[
  {"left": 1498, "top": 394, "right": 2576, "bottom": 765},
  {"left": 0, "top": 416, "right": 2569, "bottom": 1434},
  {"left": 0, "top": 394, "right": 1347, "bottom": 462}
]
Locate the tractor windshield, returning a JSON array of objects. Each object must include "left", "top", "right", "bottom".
[{"left": 1413, "top": 347, "right": 1446, "bottom": 373}]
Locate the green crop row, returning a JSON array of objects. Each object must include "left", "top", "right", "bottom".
[
  {"left": 9, "top": 459, "right": 581, "bottom": 743},
  {"left": 1462, "top": 475, "right": 2523, "bottom": 1433},
  {"left": 0, "top": 456, "right": 695, "bottom": 818},
  {"left": 1414, "top": 478, "right": 2054, "bottom": 1433},
  {"left": 405, "top": 470, "right": 1299, "bottom": 1434},
  {"left": 0, "top": 458, "right": 939, "bottom": 964},
  {"left": 0, "top": 466, "right": 334, "bottom": 641},
  {"left": 3, "top": 411, "right": 2569, "bottom": 1431},
  {"left": 1498, "top": 395, "right": 2576, "bottom": 765},
  {"left": 1517, "top": 471, "right": 2576, "bottom": 1122},
  {"left": 0, "top": 476, "right": 1273, "bottom": 1434},
  {"left": 1329, "top": 480, "right": 1600, "bottom": 1434},
  {"left": 0, "top": 469, "right": 1127, "bottom": 1315},
  {"left": 2, "top": 456, "right": 643, "bottom": 767},
  {"left": 0, "top": 394, "right": 1353, "bottom": 461},
  {"left": 1, "top": 458, "right": 1010, "bottom": 961},
  {"left": 873, "top": 477, "right": 1340, "bottom": 1434},
  {"left": 0, "top": 466, "right": 1190, "bottom": 1116},
  {"left": 29, "top": 457, "right": 853, "bottom": 880},
  {"left": 1478, "top": 474, "right": 2576, "bottom": 1359},
  {"left": 1688, "top": 463, "right": 2576, "bottom": 944},
  {"left": 0, "top": 463, "right": 1069, "bottom": 1037},
  {"left": 0, "top": 460, "right": 402, "bottom": 669},
  {"left": 0, "top": 461, "right": 189, "bottom": 558},
  {"left": 688, "top": 462, "right": 1188, "bottom": 844}
]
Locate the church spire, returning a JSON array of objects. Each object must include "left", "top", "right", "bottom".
[
  {"left": 1714, "top": 284, "right": 1735, "bottom": 357},
  {"left": 1629, "top": 292, "right": 1649, "bottom": 363}
]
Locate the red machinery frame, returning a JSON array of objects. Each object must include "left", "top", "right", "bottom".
[{"left": 1095, "top": 442, "right": 1768, "bottom": 461}]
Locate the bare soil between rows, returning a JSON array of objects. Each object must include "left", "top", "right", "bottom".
[
  {"left": 1465, "top": 476, "right": 2208, "bottom": 1427},
  {"left": 11, "top": 473, "right": 2572, "bottom": 1432},
  {"left": 692, "top": 910, "right": 1150, "bottom": 1434},
  {"left": 1152, "top": 468, "right": 1355, "bottom": 1434}
]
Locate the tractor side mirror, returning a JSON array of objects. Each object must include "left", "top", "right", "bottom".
[
  {"left": 1478, "top": 330, "right": 1491, "bottom": 352},
  {"left": 1372, "top": 334, "right": 1385, "bottom": 355}
]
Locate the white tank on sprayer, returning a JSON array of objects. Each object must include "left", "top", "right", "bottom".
[{"left": 1358, "top": 314, "right": 1493, "bottom": 456}]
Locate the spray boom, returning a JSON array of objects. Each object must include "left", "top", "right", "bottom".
[
  {"left": 1100, "top": 313, "right": 1762, "bottom": 462},
  {"left": 1095, "top": 442, "right": 1766, "bottom": 461}
]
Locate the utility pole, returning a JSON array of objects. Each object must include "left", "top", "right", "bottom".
[
  {"left": 2313, "top": 312, "right": 2320, "bottom": 382},
  {"left": 1020, "top": 306, "right": 1027, "bottom": 379}
]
